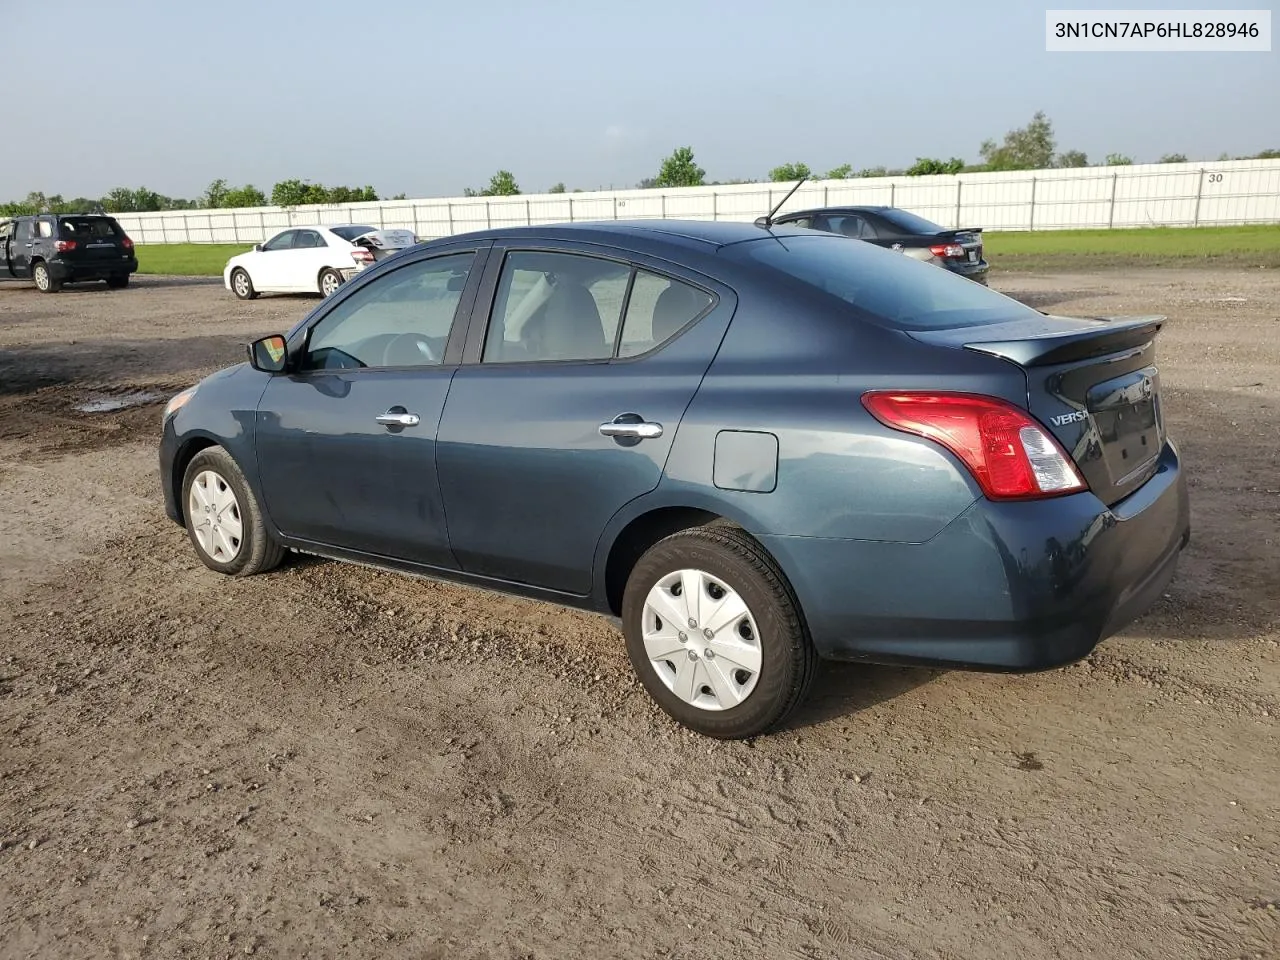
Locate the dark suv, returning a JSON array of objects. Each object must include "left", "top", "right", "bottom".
[{"left": 0, "top": 214, "right": 138, "bottom": 292}]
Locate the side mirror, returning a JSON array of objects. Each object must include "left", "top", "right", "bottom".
[
  {"left": 248, "top": 334, "right": 288, "bottom": 373},
  {"left": 253, "top": 243, "right": 264, "bottom": 252}
]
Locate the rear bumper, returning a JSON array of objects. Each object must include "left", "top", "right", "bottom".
[
  {"left": 944, "top": 259, "right": 990, "bottom": 284},
  {"left": 760, "top": 439, "right": 1190, "bottom": 671},
  {"left": 47, "top": 256, "right": 138, "bottom": 281}
]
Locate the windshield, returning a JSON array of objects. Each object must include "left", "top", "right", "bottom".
[
  {"left": 877, "top": 208, "right": 947, "bottom": 235},
  {"left": 329, "top": 224, "right": 377, "bottom": 241},
  {"left": 734, "top": 235, "right": 1039, "bottom": 330}
]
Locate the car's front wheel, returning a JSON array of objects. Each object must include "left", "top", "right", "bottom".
[
  {"left": 182, "top": 446, "right": 284, "bottom": 576},
  {"left": 230, "top": 268, "right": 258, "bottom": 300},
  {"left": 622, "top": 524, "right": 817, "bottom": 739}
]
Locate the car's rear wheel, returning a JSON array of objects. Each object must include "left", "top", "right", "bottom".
[
  {"left": 621, "top": 524, "right": 817, "bottom": 739},
  {"left": 230, "top": 268, "right": 258, "bottom": 300},
  {"left": 106, "top": 274, "right": 129, "bottom": 289},
  {"left": 318, "top": 268, "right": 343, "bottom": 297},
  {"left": 182, "top": 446, "right": 284, "bottom": 576},
  {"left": 33, "top": 261, "right": 61, "bottom": 293}
]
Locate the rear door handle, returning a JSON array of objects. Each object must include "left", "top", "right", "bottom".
[
  {"left": 375, "top": 410, "right": 420, "bottom": 427},
  {"left": 599, "top": 413, "right": 663, "bottom": 440}
]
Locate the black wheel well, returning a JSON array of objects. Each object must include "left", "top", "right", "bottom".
[
  {"left": 171, "top": 437, "right": 219, "bottom": 522},
  {"left": 604, "top": 507, "right": 743, "bottom": 615},
  {"left": 318, "top": 265, "right": 338, "bottom": 285}
]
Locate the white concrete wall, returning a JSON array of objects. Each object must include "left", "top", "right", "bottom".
[{"left": 111, "top": 159, "right": 1280, "bottom": 244}]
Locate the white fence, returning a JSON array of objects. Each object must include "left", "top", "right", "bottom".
[{"left": 112, "top": 158, "right": 1280, "bottom": 245}]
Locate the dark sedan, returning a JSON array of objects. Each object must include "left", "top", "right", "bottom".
[
  {"left": 159, "top": 220, "right": 1189, "bottom": 739},
  {"left": 773, "top": 205, "right": 990, "bottom": 284}
]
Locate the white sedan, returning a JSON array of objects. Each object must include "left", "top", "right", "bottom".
[{"left": 223, "top": 224, "right": 416, "bottom": 299}]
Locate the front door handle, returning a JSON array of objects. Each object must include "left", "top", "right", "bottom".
[
  {"left": 375, "top": 409, "right": 420, "bottom": 427},
  {"left": 599, "top": 413, "right": 663, "bottom": 440}
]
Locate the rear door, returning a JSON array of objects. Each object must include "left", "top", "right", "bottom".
[
  {"left": 254, "top": 243, "right": 490, "bottom": 565},
  {"left": 289, "top": 229, "right": 333, "bottom": 291},
  {"left": 435, "top": 243, "right": 734, "bottom": 595}
]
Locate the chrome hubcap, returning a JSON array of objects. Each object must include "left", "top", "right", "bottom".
[
  {"left": 188, "top": 470, "right": 243, "bottom": 562},
  {"left": 35, "top": 267, "right": 49, "bottom": 290},
  {"left": 234, "top": 273, "right": 249, "bottom": 296},
  {"left": 321, "top": 273, "right": 339, "bottom": 295},
  {"left": 641, "top": 569, "right": 762, "bottom": 711}
]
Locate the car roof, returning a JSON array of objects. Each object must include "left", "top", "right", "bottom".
[{"left": 442, "top": 219, "right": 818, "bottom": 251}]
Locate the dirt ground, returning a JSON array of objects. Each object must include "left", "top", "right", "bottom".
[{"left": 1, "top": 268, "right": 1277, "bottom": 960}]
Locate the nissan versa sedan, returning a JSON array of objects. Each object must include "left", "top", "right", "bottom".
[{"left": 159, "top": 220, "right": 1190, "bottom": 739}]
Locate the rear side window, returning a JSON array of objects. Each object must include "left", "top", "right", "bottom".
[
  {"left": 59, "top": 217, "right": 120, "bottom": 239},
  {"left": 618, "top": 271, "right": 714, "bottom": 357},
  {"left": 35, "top": 220, "right": 54, "bottom": 238},
  {"left": 483, "top": 252, "right": 630, "bottom": 363},
  {"left": 735, "top": 235, "right": 1037, "bottom": 330}
]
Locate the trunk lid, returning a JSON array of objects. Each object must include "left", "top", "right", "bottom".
[
  {"left": 59, "top": 216, "right": 129, "bottom": 263},
  {"left": 909, "top": 314, "right": 1167, "bottom": 506},
  {"left": 352, "top": 228, "right": 417, "bottom": 260}
]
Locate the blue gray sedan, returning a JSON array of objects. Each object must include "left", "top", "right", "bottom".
[{"left": 159, "top": 220, "right": 1191, "bottom": 739}]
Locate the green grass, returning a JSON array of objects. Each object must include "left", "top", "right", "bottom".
[
  {"left": 135, "top": 225, "right": 1280, "bottom": 277},
  {"left": 135, "top": 243, "right": 252, "bottom": 276},
  {"left": 986, "top": 224, "right": 1280, "bottom": 270}
]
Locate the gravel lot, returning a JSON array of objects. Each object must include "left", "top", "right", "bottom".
[{"left": 1, "top": 268, "right": 1277, "bottom": 960}]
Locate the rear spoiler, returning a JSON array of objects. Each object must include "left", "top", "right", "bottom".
[
  {"left": 909, "top": 314, "right": 1165, "bottom": 367},
  {"left": 962, "top": 315, "right": 1165, "bottom": 367}
]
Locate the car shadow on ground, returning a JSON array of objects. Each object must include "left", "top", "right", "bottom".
[{"left": 783, "top": 661, "right": 941, "bottom": 731}]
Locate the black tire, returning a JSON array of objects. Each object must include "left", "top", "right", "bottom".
[
  {"left": 230, "top": 268, "right": 258, "bottom": 300},
  {"left": 181, "top": 445, "right": 285, "bottom": 577},
  {"left": 318, "top": 268, "right": 343, "bottom": 297},
  {"left": 621, "top": 524, "right": 817, "bottom": 739},
  {"left": 106, "top": 274, "right": 129, "bottom": 289},
  {"left": 33, "top": 261, "right": 61, "bottom": 293}
]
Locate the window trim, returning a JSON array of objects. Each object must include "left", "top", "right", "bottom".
[{"left": 462, "top": 243, "right": 720, "bottom": 368}]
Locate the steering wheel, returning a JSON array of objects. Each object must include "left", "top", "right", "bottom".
[{"left": 381, "top": 332, "right": 438, "bottom": 366}]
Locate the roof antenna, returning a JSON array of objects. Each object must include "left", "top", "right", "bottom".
[{"left": 755, "top": 176, "right": 808, "bottom": 228}]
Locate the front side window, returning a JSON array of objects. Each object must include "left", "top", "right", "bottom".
[
  {"left": 617, "top": 270, "right": 714, "bottom": 358},
  {"left": 483, "top": 252, "right": 630, "bottom": 363},
  {"left": 302, "top": 253, "right": 475, "bottom": 370},
  {"left": 262, "top": 230, "right": 296, "bottom": 252}
]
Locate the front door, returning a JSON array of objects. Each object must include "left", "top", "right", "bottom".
[
  {"left": 252, "top": 229, "right": 297, "bottom": 289},
  {"left": 436, "top": 245, "right": 733, "bottom": 595},
  {"left": 254, "top": 246, "right": 488, "bottom": 566}
]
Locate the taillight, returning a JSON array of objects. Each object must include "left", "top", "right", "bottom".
[
  {"left": 350, "top": 248, "right": 374, "bottom": 264},
  {"left": 122, "top": 236, "right": 134, "bottom": 250},
  {"left": 861, "top": 391, "right": 1086, "bottom": 500},
  {"left": 55, "top": 240, "right": 77, "bottom": 252},
  {"left": 929, "top": 243, "right": 965, "bottom": 259}
]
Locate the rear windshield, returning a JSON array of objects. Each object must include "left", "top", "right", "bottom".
[
  {"left": 59, "top": 217, "right": 121, "bottom": 239},
  {"left": 733, "top": 235, "right": 1038, "bottom": 330},
  {"left": 329, "top": 224, "right": 377, "bottom": 241},
  {"left": 877, "top": 208, "right": 946, "bottom": 235}
]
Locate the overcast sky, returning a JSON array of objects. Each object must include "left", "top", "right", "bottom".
[{"left": 4, "top": 0, "right": 1276, "bottom": 200}]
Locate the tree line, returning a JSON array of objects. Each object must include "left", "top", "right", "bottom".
[
  {"left": 5, "top": 113, "right": 1277, "bottom": 214},
  {"left": 0, "top": 178, "right": 399, "bottom": 217}
]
